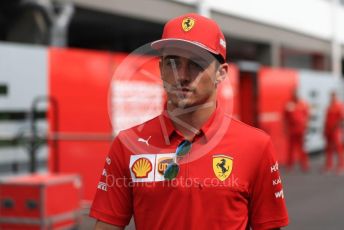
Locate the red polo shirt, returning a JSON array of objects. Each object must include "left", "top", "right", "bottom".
[
  {"left": 325, "top": 101, "right": 344, "bottom": 137},
  {"left": 90, "top": 105, "right": 289, "bottom": 230},
  {"left": 285, "top": 100, "right": 309, "bottom": 135}
]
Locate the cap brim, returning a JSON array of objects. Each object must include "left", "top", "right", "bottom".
[{"left": 151, "top": 38, "right": 220, "bottom": 57}]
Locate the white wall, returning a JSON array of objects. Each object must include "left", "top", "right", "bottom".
[
  {"left": 0, "top": 42, "right": 49, "bottom": 174},
  {"left": 176, "top": 0, "right": 344, "bottom": 44},
  {"left": 0, "top": 42, "right": 47, "bottom": 111},
  {"left": 299, "top": 70, "right": 340, "bottom": 152}
]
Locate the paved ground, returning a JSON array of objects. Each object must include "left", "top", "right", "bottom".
[
  {"left": 80, "top": 154, "right": 344, "bottom": 230},
  {"left": 282, "top": 154, "right": 344, "bottom": 230}
]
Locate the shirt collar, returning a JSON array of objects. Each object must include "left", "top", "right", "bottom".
[{"left": 159, "top": 102, "right": 224, "bottom": 145}]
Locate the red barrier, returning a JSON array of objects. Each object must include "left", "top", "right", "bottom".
[
  {"left": 258, "top": 67, "right": 298, "bottom": 164},
  {"left": 48, "top": 48, "right": 113, "bottom": 201},
  {"left": 0, "top": 173, "right": 81, "bottom": 230}
]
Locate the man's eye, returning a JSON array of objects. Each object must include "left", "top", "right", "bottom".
[
  {"left": 165, "top": 59, "right": 175, "bottom": 66},
  {"left": 190, "top": 61, "right": 202, "bottom": 70},
  {"left": 166, "top": 59, "right": 182, "bottom": 69}
]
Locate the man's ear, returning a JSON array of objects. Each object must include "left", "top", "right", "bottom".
[{"left": 215, "top": 63, "right": 229, "bottom": 85}]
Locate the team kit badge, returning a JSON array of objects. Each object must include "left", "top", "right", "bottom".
[
  {"left": 212, "top": 155, "right": 233, "bottom": 181},
  {"left": 131, "top": 158, "right": 153, "bottom": 178},
  {"left": 182, "top": 17, "right": 195, "bottom": 32},
  {"left": 129, "top": 154, "right": 233, "bottom": 182}
]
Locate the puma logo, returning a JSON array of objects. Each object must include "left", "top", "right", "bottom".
[{"left": 138, "top": 136, "right": 152, "bottom": 146}]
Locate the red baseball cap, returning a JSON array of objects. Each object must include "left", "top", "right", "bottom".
[{"left": 151, "top": 13, "right": 227, "bottom": 62}]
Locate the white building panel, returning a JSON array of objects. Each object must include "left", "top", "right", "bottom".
[
  {"left": 0, "top": 42, "right": 48, "bottom": 111},
  {"left": 299, "top": 70, "right": 340, "bottom": 152}
]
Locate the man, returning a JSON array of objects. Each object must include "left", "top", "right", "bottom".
[
  {"left": 284, "top": 90, "right": 310, "bottom": 172},
  {"left": 324, "top": 91, "right": 344, "bottom": 174},
  {"left": 90, "top": 13, "right": 289, "bottom": 229}
]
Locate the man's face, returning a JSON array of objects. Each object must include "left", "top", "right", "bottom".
[
  {"left": 160, "top": 47, "right": 223, "bottom": 109},
  {"left": 331, "top": 92, "right": 337, "bottom": 103}
]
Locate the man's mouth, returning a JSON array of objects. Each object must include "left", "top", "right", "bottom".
[{"left": 172, "top": 87, "right": 193, "bottom": 95}]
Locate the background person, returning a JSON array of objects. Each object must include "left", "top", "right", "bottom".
[
  {"left": 323, "top": 91, "right": 344, "bottom": 174},
  {"left": 284, "top": 90, "right": 310, "bottom": 172}
]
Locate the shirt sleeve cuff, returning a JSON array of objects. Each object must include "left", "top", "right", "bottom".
[
  {"left": 251, "top": 217, "right": 289, "bottom": 230},
  {"left": 89, "top": 208, "right": 131, "bottom": 228}
]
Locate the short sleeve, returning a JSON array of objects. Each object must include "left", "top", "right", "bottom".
[
  {"left": 89, "top": 135, "right": 133, "bottom": 227},
  {"left": 249, "top": 138, "right": 289, "bottom": 230}
]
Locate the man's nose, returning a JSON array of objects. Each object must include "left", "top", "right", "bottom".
[{"left": 174, "top": 62, "right": 189, "bottom": 83}]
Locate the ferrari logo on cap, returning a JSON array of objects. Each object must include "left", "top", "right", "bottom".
[
  {"left": 213, "top": 155, "right": 233, "bottom": 181},
  {"left": 182, "top": 17, "right": 195, "bottom": 32}
]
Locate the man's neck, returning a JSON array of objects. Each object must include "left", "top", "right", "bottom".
[{"left": 167, "top": 100, "right": 216, "bottom": 141}]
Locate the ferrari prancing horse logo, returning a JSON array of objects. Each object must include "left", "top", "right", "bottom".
[
  {"left": 213, "top": 155, "right": 233, "bottom": 181},
  {"left": 182, "top": 17, "right": 195, "bottom": 32}
]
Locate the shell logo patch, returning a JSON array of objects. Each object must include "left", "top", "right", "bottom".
[
  {"left": 129, "top": 154, "right": 173, "bottom": 182},
  {"left": 213, "top": 155, "right": 233, "bottom": 181},
  {"left": 182, "top": 17, "right": 195, "bottom": 32},
  {"left": 157, "top": 157, "right": 173, "bottom": 175},
  {"left": 131, "top": 157, "right": 152, "bottom": 178}
]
